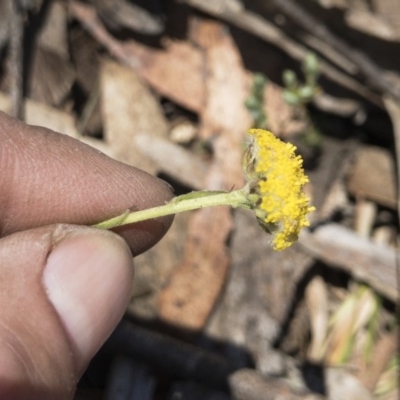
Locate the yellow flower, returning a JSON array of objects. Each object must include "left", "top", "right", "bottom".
[
  {"left": 95, "top": 127, "right": 313, "bottom": 252},
  {"left": 244, "top": 129, "right": 314, "bottom": 250}
]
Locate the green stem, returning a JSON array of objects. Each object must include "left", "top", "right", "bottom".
[{"left": 94, "top": 189, "right": 250, "bottom": 230}]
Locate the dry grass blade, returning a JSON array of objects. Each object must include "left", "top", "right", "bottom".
[
  {"left": 300, "top": 224, "right": 398, "bottom": 301},
  {"left": 306, "top": 276, "right": 329, "bottom": 363}
]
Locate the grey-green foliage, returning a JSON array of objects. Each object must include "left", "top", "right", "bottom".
[
  {"left": 283, "top": 52, "right": 320, "bottom": 106},
  {"left": 245, "top": 73, "right": 268, "bottom": 129},
  {"left": 282, "top": 52, "right": 322, "bottom": 147}
]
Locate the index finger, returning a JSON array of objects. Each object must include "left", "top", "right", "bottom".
[{"left": 0, "top": 112, "right": 173, "bottom": 255}]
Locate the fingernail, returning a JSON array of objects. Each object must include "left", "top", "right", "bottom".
[{"left": 43, "top": 228, "right": 133, "bottom": 373}]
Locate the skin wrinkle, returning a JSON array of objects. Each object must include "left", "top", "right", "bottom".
[
  {"left": 81, "top": 160, "right": 128, "bottom": 211},
  {"left": 0, "top": 315, "right": 65, "bottom": 391},
  {"left": 0, "top": 140, "right": 16, "bottom": 234},
  {"left": 0, "top": 324, "right": 37, "bottom": 388},
  {"left": 2, "top": 133, "right": 50, "bottom": 234}
]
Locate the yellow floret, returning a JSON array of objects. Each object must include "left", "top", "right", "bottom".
[{"left": 246, "top": 129, "right": 314, "bottom": 250}]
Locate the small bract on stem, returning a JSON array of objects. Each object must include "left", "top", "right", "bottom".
[{"left": 94, "top": 129, "right": 315, "bottom": 251}]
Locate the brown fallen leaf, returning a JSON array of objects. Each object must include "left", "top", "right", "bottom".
[
  {"left": 38, "top": 0, "right": 69, "bottom": 58},
  {"left": 100, "top": 59, "right": 168, "bottom": 173},
  {"left": 72, "top": 1, "right": 205, "bottom": 112},
  {"left": 28, "top": 46, "right": 75, "bottom": 107},
  {"left": 126, "top": 39, "right": 205, "bottom": 113},
  {"left": 70, "top": 2, "right": 300, "bottom": 137},
  {"left": 157, "top": 205, "right": 233, "bottom": 330},
  {"left": 127, "top": 212, "right": 191, "bottom": 321},
  {"left": 158, "top": 20, "right": 251, "bottom": 330}
]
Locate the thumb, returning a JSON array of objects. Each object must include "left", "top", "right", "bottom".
[{"left": 0, "top": 225, "right": 134, "bottom": 400}]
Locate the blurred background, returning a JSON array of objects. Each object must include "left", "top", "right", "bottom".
[{"left": 1, "top": 0, "right": 400, "bottom": 399}]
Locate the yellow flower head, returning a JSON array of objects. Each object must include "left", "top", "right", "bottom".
[{"left": 243, "top": 129, "right": 314, "bottom": 251}]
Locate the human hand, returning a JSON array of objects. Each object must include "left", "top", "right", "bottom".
[{"left": 0, "top": 111, "right": 173, "bottom": 399}]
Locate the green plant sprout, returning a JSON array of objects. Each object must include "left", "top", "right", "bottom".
[
  {"left": 282, "top": 52, "right": 320, "bottom": 106},
  {"left": 282, "top": 52, "right": 322, "bottom": 147},
  {"left": 95, "top": 129, "right": 315, "bottom": 251}
]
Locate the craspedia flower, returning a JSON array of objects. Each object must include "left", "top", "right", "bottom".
[
  {"left": 95, "top": 128, "right": 314, "bottom": 252},
  {"left": 244, "top": 129, "right": 314, "bottom": 251}
]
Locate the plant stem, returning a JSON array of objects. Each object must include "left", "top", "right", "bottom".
[{"left": 94, "top": 189, "right": 249, "bottom": 230}]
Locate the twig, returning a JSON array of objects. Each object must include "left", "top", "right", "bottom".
[
  {"left": 181, "top": 0, "right": 382, "bottom": 107},
  {"left": 382, "top": 95, "right": 400, "bottom": 396},
  {"left": 8, "top": 0, "right": 24, "bottom": 119},
  {"left": 70, "top": 0, "right": 375, "bottom": 115},
  {"left": 69, "top": 1, "right": 139, "bottom": 68},
  {"left": 104, "top": 320, "right": 322, "bottom": 399},
  {"left": 91, "top": 0, "right": 163, "bottom": 35},
  {"left": 299, "top": 223, "right": 398, "bottom": 302},
  {"left": 272, "top": 0, "right": 400, "bottom": 101},
  {"left": 383, "top": 96, "right": 400, "bottom": 228},
  {"left": 104, "top": 320, "right": 235, "bottom": 391}
]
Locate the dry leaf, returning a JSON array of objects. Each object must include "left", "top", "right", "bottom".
[
  {"left": 158, "top": 20, "right": 251, "bottom": 330},
  {"left": 127, "top": 39, "right": 205, "bottom": 113},
  {"left": 0, "top": 92, "right": 77, "bottom": 137},
  {"left": 100, "top": 60, "right": 168, "bottom": 173}
]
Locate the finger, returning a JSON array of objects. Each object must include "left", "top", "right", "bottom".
[
  {"left": 0, "top": 112, "right": 173, "bottom": 255},
  {"left": 0, "top": 224, "right": 134, "bottom": 400}
]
